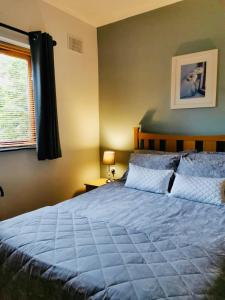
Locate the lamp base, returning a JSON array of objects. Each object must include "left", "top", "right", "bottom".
[
  {"left": 106, "top": 178, "right": 116, "bottom": 183},
  {"left": 106, "top": 165, "right": 116, "bottom": 183}
]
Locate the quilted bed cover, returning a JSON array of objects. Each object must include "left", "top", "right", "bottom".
[{"left": 0, "top": 182, "right": 225, "bottom": 300}]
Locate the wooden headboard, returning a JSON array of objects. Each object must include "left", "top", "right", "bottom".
[{"left": 134, "top": 127, "right": 225, "bottom": 152}]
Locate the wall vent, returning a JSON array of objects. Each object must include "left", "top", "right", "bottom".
[{"left": 67, "top": 35, "right": 83, "bottom": 54}]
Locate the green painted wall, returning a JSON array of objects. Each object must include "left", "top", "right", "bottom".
[{"left": 98, "top": 0, "right": 225, "bottom": 177}]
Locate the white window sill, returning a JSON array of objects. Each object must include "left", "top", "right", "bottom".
[{"left": 0, "top": 145, "right": 36, "bottom": 152}]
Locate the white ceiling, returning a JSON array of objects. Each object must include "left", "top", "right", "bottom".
[{"left": 42, "top": 0, "right": 183, "bottom": 27}]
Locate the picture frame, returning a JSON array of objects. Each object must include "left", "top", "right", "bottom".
[{"left": 171, "top": 49, "right": 218, "bottom": 109}]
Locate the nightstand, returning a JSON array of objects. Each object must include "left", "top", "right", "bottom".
[{"left": 84, "top": 178, "right": 108, "bottom": 192}]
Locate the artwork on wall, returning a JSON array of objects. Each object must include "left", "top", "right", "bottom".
[{"left": 171, "top": 49, "right": 218, "bottom": 109}]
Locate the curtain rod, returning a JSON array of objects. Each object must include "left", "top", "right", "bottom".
[{"left": 0, "top": 22, "right": 57, "bottom": 46}]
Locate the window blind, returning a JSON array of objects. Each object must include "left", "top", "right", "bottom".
[{"left": 0, "top": 42, "right": 36, "bottom": 149}]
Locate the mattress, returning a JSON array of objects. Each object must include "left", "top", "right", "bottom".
[{"left": 0, "top": 182, "right": 225, "bottom": 299}]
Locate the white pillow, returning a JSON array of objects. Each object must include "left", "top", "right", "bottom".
[
  {"left": 170, "top": 173, "right": 225, "bottom": 205},
  {"left": 125, "top": 163, "right": 174, "bottom": 194}
]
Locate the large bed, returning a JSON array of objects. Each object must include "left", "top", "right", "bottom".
[{"left": 1, "top": 128, "right": 225, "bottom": 299}]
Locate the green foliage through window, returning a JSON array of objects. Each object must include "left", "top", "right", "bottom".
[{"left": 0, "top": 44, "right": 36, "bottom": 149}]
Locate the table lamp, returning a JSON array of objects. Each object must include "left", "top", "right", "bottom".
[{"left": 103, "top": 151, "right": 115, "bottom": 182}]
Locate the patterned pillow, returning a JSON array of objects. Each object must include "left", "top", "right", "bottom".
[
  {"left": 170, "top": 173, "right": 225, "bottom": 205},
  {"left": 119, "top": 152, "right": 181, "bottom": 182},
  {"left": 129, "top": 153, "right": 181, "bottom": 170},
  {"left": 134, "top": 149, "right": 193, "bottom": 155},
  {"left": 134, "top": 150, "right": 179, "bottom": 155},
  {"left": 188, "top": 152, "right": 225, "bottom": 161},
  {"left": 125, "top": 163, "right": 174, "bottom": 194},
  {"left": 177, "top": 157, "right": 225, "bottom": 178}
]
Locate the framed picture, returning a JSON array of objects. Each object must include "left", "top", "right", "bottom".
[{"left": 171, "top": 49, "right": 218, "bottom": 109}]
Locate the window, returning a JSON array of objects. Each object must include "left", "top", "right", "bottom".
[{"left": 0, "top": 42, "right": 36, "bottom": 150}]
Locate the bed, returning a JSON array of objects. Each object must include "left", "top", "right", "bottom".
[{"left": 1, "top": 128, "right": 225, "bottom": 300}]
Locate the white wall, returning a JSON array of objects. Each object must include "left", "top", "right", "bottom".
[{"left": 0, "top": 0, "right": 100, "bottom": 220}]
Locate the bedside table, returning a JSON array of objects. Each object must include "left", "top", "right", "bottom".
[{"left": 84, "top": 178, "right": 108, "bottom": 192}]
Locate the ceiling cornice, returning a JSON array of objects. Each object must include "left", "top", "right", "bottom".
[{"left": 42, "top": 0, "right": 184, "bottom": 27}]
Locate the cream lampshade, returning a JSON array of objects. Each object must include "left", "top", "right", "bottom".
[
  {"left": 103, "top": 151, "right": 115, "bottom": 165},
  {"left": 103, "top": 151, "right": 115, "bottom": 182}
]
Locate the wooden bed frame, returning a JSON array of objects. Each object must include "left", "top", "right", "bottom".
[{"left": 134, "top": 127, "right": 225, "bottom": 152}]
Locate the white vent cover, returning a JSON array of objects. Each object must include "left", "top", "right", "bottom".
[{"left": 67, "top": 35, "right": 83, "bottom": 54}]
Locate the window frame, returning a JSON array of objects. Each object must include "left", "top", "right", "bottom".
[{"left": 0, "top": 42, "right": 36, "bottom": 151}]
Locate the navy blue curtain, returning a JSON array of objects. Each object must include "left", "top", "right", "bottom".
[
  {"left": 0, "top": 186, "right": 4, "bottom": 197},
  {"left": 29, "top": 31, "right": 61, "bottom": 160}
]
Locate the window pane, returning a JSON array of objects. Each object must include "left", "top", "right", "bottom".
[{"left": 0, "top": 45, "right": 36, "bottom": 148}]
